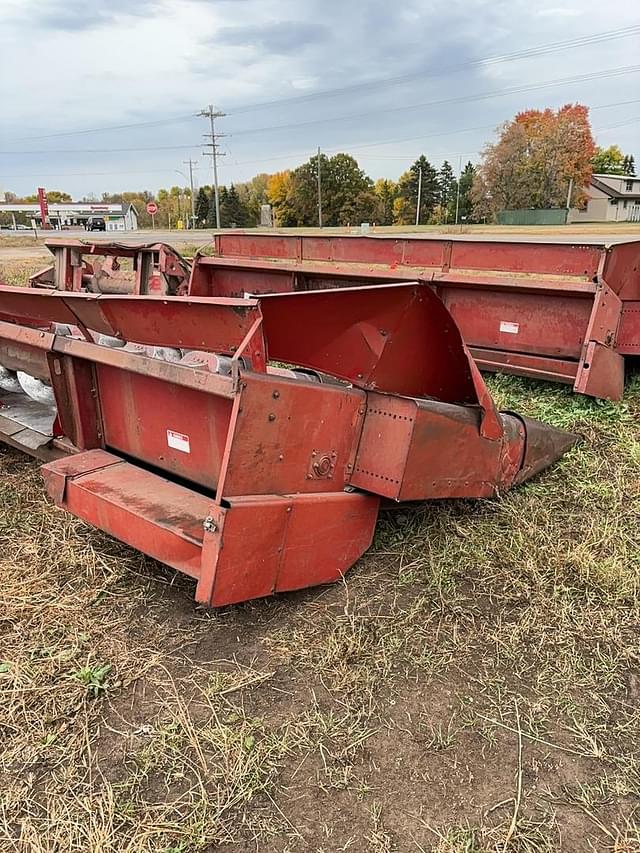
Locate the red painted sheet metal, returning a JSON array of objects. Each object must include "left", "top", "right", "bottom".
[
  {"left": 573, "top": 341, "right": 624, "bottom": 401},
  {"left": 447, "top": 240, "right": 602, "bottom": 277},
  {"left": 440, "top": 287, "right": 593, "bottom": 359},
  {"left": 258, "top": 283, "right": 480, "bottom": 405},
  {"left": 215, "top": 232, "right": 607, "bottom": 278},
  {"left": 601, "top": 241, "right": 640, "bottom": 299},
  {"left": 42, "top": 450, "right": 209, "bottom": 579},
  {"left": 62, "top": 292, "right": 262, "bottom": 354},
  {"left": 0, "top": 286, "right": 264, "bottom": 356},
  {"left": 51, "top": 334, "right": 237, "bottom": 398},
  {"left": 215, "top": 233, "right": 301, "bottom": 261},
  {"left": 196, "top": 491, "right": 380, "bottom": 607},
  {"left": 97, "top": 365, "right": 233, "bottom": 489},
  {"left": 470, "top": 348, "right": 577, "bottom": 384},
  {"left": 0, "top": 284, "right": 79, "bottom": 327},
  {"left": 192, "top": 265, "right": 297, "bottom": 298},
  {"left": 50, "top": 356, "right": 102, "bottom": 450},
  {"left": 618, "top": 302, "right": 640, "bottom": 353},
  {"left": 304, "top": 236, "right": 432, "bottom": 266},
  {"left": 351, "top": 393, "right": 525, "bottom": 500},
  {"left": 207, "top": 234, "right": 639, "bottom": 400},
  {"left": 221, "top": 371, "right": 366, "bottom": 496},
  {"left": 0, "top": 341, "right": 51, "bottom": 382},
  {"left": 196, "top": 256, "right": 602, "bottom": 298}
]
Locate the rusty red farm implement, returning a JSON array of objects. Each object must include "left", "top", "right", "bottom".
[
  {"left": 0, "top": 238, "right": 577, "bottom": 606},
  {"left": 203, "top": 232, "right": 640, "bottom": 401}
]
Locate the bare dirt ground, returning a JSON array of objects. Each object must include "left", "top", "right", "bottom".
[{"left": 0, "top": 258, "right": 639, "bottom": 852}]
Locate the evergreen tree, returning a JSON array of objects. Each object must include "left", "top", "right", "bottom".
[
  {"left": 438, "top": 161, "right": 456, "bottom": 220},
  {"left": 623, "top": 154, "right": 636, "bottom": 175},
  {"left": 399, "top": 156, "right": 439, "bottom": 223},
  {"left": 205, "top": 187, "right": 220, "bottom": 227},
  {"left": 215, "top": 186, "right": 229, "bottom": 227},
  {"left": 194, "top": 187, "right": 209, "bottom": 226},
  {"left": 457, "top": 162, "right": 477, "bottom": 222},
  {"left": 222, "top": 184, "right": 249, "bottom": 227}
]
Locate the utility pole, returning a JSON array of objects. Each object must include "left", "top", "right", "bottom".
[
  {"left": 454, "top": 155, "right": 463, "bottom": 227},
  {"left": 183, "top": 158, "right": 197, "bottom": 229},
  {"left": 317, "top": 146, "right": 323, "bottom": 228},
  {"left": 198, "top": 105, "right": 226, "bottom": 229},
  {"left": 415, "top": 166, "right": 423, "bottom": 226},
  {"left": 565, "top": 176, "right": 574, "bottom": 211}
]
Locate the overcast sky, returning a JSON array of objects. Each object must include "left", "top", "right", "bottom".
[{"left": 0, "top": 0, "right": 639, "bottom": 199}]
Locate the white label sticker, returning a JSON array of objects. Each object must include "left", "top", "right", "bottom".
[
  {"left": 499, "top": 321, "right": 520, "bottom": 334},
  {"left": 167, "top": 429, "right": 191, "bottom": 453}
]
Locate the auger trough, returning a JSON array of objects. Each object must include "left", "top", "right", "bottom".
[
  {"left": 0, "top": 237, "right": 578, "bottom": 606},
  {"left": 206, "top": 232, "right": 640, "bottom": 401}
]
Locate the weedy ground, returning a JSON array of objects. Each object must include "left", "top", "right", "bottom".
[{"left": 0, "top": 258, "right": 639, "bottom": 852}]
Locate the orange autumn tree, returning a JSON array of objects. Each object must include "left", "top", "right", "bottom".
[{"left": 472, "top": 104, "right": 595, "bottom": 219}]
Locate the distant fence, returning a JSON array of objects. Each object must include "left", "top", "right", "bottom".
[{"left": 497, "top": 208, "right": 568, "bottom": 226}]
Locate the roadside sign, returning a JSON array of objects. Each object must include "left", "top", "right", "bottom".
[
  {"left": 37, "top": 187, "right": 50, "bottom": 230},
  {"left": 146, "top": 202, "right": 158, "bottom": 215}
]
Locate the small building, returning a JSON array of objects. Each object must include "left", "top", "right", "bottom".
[
  {"left": 569, "top": 174, "right": 640, "bottom": 223},
  {"left": 0, "top": 202, "right": 139, "bottom": 231}
]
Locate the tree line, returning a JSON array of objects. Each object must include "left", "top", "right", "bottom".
[
  {"left": 1, "top": 156, "right": 477, "bottom": 229},
  {"left": 2, "top": 104, "right": 634, "bottom": 229},
  {"left": 191, "top": 155, "right": 477, "bottom": 229}
]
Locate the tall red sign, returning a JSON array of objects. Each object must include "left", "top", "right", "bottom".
[{"left": 37, "top": 187, "right": 50, "bottom": 229}]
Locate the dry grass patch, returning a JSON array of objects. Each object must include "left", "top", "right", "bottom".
[
  {"left": 0, "top": 364, "right": 639, "bottom": 849},
  {"left": 0, "top": 257, "right": 50, "bottom": 286}
]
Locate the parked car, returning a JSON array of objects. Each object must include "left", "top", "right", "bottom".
[{"left": 85, "top": 217, "right": 106, "bottom": 232}]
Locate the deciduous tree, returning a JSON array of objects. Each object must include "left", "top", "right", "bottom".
[
  {"left": 592, "top": 145, "right": 626, "bottom": 175},
  {"left": 473, "top": 104, "right": 595, "bottom": 219},
  {"left": 374, "top": 178, "right": 397, "bottom": 225},
  {"left": 236, "top": 173, "right": 269, "bottom": 225},
  {"left": 267, "top": 171, "right": 296, "bottom": 226}
]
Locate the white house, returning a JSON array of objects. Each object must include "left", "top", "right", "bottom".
[{"left": 569, "top": 173, "right": 640, "bottom": 223}]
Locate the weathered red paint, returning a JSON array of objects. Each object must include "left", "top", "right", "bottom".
[
  {"left": 207, "top": 232, "right": 640, "bottom": 400},
  {"left": 30, "top": 239, "right": 190, "bottom": 294},
  {"left": 0, "top": 267, "right": 577, "bottom": 607}
]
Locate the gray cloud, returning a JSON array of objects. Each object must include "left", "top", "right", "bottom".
[
  {"left": 1, "top": 0, "right": 638, "bottom": 199},
  {"left": 20, "top": 0, "right": 160, "bottom": 31},
  {"left": 214, "top": 21, "right": 329, "bottom": 54}
]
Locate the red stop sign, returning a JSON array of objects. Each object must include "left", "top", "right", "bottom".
[{"left": 146, "top": 202, "right": 158, "bottom": 215}]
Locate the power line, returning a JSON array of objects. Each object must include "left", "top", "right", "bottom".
[
  {"left": 6, "top": 25, "right": 639, "bottom": 142},
  {"left": 224, "top": 65, "right": 640, "bottom": 138},
  {"left": 230, "top": 25, "right": 640, "bottom": 114},
  {"left": 4, "top": 105, "right": 638, "bottom": 181},
  {"left": 17, "top": 115, "right": 196, "bottom": 142},
  {"left": 4, "top": 108, "right": 638, "bottom": 185},
  {"left": 0, "top": 144, "right": 200, "bottom": 155},
  {"left": 5, "top": 65, "right": 640, "bottom": 158},
  {"left": 230, "top": 95, "right": 640, "bottom": 165}
]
